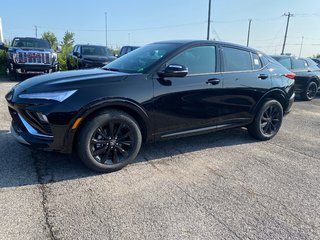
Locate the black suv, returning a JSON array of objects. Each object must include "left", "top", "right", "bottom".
[
  {"left": 0, "top": 37, "right": 59, "bottom": 81},
  {"left": 119, "top": 45, "right": 139, "bottom": 57},
  {"left": 6, "top": 40, "right": 295, "bottom": 172},
  {"left": 67, "top": 44, "right": 116, "bottom": 70},
  {"left": 271, "top": 55, "right": 320, "bottom": 100}
]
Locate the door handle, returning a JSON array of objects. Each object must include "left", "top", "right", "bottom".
[
  {"left": 206, "top": 78, "right": 221, "bottom": 85},
  {"left": 258, "top": 74, "right": 269, "bottom": 80}
]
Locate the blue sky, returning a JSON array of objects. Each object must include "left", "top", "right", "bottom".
[{"left": 1, "top": 0, "right": 320, "bottom": 56}]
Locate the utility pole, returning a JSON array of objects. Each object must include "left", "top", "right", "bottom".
[
  {"left": 105, "top": 12, "right": 108, "bottom": 48},
  {"left": 299, "top": 36, "right": 304, "bottom": 57},
  {"left": 281, "top": 12, "right": 293, "bottom": 55},
  {"left": 246, "top": 19, "right": 252, "bottom": 47},
  {"left": 34, "top": 25, "right": 38, "bottom": 38},
  {"left": 206, "top": 0, "right": 212, "bottom": 40}
]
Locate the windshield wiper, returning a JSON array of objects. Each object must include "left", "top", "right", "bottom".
[{"left": 103, "top": 67, "right": 120, "bottom": 72}]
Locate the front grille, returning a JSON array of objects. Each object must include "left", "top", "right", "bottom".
[{"left": 16, "top": 50, "right": 52, "bottom": 64}]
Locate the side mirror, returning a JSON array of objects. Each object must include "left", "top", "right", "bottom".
[
  {"left": 158, "top": 64, "right": 188, "bottom": 78},
  {"left": 0, "top": 42, "right": 7, "bottom": 51},
  {"left": 56, "top": 46, "right": 62, "bottom": 53},
  {"left": 73, "top": 52, "right": 79, "bottom": 57}
]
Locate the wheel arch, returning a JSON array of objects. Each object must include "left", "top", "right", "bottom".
[
  {"left": 252, "top": 88, "right": 287, "bottom": 115},
  {"left": 63, "top": 98, "right": 152, "bottom": 154}
]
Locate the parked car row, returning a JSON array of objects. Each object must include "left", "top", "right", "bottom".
[{"left": 271, "top": 55, "right": 320, "bottom": 100}]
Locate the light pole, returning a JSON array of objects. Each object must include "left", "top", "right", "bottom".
[
  {"left": 281, "top": 12, "right": 293, "bottom": 55},
  {"left": 206, "top": 0, "right": 212, "bottom": 40},
  {"left": 105, "top": 12, "right": 108, "bottom": 48},
  {"left": 246, "top": 19, "right": 252, "bottom": 47}
]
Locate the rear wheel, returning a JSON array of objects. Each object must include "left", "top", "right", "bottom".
[
  {"left": 77, "top": 110, "right": 142, "bottom": 172},
  {"left": 302, "top": 81, "right": 318, "bottom": 101},
  {"left": 248, "top": 100, "right": 283, "bottom": 141}
]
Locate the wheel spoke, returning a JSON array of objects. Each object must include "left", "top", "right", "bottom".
[
  {"left": 112, "top": 149, "right": 119, "bottom": 164},
  {"left": 92, "top": 147, "right": 106, "bottom": 156},
  {"left": 118, "top": 132, "right": 130, "bottom": 141},
  {"left": 116, "top": 146, "right": 129, "bottom": 157},
  {"left": 101, "top": 146, "right": 111, "bottom": 163},
  {"left": 91, "top": 138, "right": 107, "bottom": 144},
  {"left": 261, "top": 122, "right": 268, "bottom": 128},
  {"left": 97, "top": 127, "right": 108, "bottom": 140},
  {"left": 119, "top": 140, "right": 132, "bottom": 146},
  {"left": 109, "top": 122, "right": 115, "bottom": 137},
  {"left": 114, "top": 123, "right": 124, "bottom": 138}
]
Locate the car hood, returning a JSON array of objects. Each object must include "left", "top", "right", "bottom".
[
  {"left": 82, "top": 55, "right": 116, "bottom": 62},
  {"left": 9, "top": 47, "right": 53, "bottom": 52},
  {"left": 17, "top": 68, "right": 131, "bottom": 92}
]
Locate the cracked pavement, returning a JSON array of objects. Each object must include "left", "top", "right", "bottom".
[{"left": 0, "top": 76, "right": 320, "bottom": 239}]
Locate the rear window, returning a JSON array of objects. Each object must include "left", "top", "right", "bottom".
[
  {"left": 292, "top": 58, "right": 308, "bottom": 69},
  {"left": 222, "top": 47, "right": 252, "bottom": 72},
  {"left": 275, "top": 57, "right": 291, "bottom": 69}
]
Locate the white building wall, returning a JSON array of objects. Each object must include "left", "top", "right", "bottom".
[{"left": 0, "top": 17, "right": 3, "bottom": 42}]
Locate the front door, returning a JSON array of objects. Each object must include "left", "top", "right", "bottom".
[{"left": 152, "top": 45, "right": 223, "bottom": 139}]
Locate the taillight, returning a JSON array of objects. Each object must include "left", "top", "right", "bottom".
[{"left": 284, "top": 73, "right": 296, "bottom": 79}]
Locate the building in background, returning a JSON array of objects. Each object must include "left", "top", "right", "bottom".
[{"left": 0, "top": 17, "right": 3, "bottom": 42}]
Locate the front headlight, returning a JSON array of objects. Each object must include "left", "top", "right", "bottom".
[{"left": 19, "top": 90, "right": 77, "bottom": 102}]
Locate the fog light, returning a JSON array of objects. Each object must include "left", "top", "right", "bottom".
[{"left": 36, "top": 112, "right": 49, "bottom": 123}]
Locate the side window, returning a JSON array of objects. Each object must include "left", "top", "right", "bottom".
[
  {"left": 251, "top": 53, "right": 262, "bottom": 70},
  {"left": 277, "top": 57, "right": 291, "bottom": 69},
  {"left": 167, "top": 46, "right": 216, "bottom": 74},
  {"left": 73, "top": 45, "right": 78, "bottom": 54},
  {"left": 222, "top": 47, "right": 252, "bottom": 72},
  {"left": 292, "top": 58, "right": 308, "bottom": 69}
]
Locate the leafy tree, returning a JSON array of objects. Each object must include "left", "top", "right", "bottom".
[
  {"left": 58, "top": 31, "right": 75, "bottom": 71},
  {"left": 41, "top": 31, "right": 58, "bottom": 50}
]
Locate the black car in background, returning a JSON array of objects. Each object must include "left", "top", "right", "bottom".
[
  {"left": 6, "top": 40, "right": 295, "bottom": 172},
  {"left": 67, "top": 44, "right": 116, "bottom": 70},
  {"left": 271, "top": 55, "right": 320, "bottom": 100},
  {"left": 119, "top": 45, "right": 140, "bottom": 57},
  {"left": 312, "top": 58, "right": 320, "bottom": 68},
  {"left": 0, "top": 37, "right": 59, "bottom": 81}
]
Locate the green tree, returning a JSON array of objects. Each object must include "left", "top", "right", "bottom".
[
  {"left": 58, "top": 31, "right": 75, "bottom": 71},
  {"left": 41, "top": 31, "right": 58, "bottom": 50}
]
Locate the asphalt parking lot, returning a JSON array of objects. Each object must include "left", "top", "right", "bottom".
[{"left": 0, "top": 76, "right": 320, "bottom": 240}]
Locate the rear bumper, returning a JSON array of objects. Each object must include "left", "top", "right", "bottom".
[{"left": 285, "top": 92, "right": 295, "bottom": 115}]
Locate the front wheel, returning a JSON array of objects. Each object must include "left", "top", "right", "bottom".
[
  {"left": 302, "top": 81, "right": 318, "bottom": 101},
  {"left": 77, "top": 110, "right": 142, "bottom": 173},
  {"left": 247, "top": 100, "right": 283, "bottom": 141}
]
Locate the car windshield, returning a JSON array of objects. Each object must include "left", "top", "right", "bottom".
[
  {"left": 81, "top": 46, "right": 111, "bottom": 56},
  {"left": 103, "top": 43, "right": 178, "bottom": 73},
  {"left": 12, "top": 38, "right": 51, "bottom": 49}
]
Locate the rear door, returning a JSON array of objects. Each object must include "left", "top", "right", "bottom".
[
  {"left": 152, "top": 44, "right": 223, "bottom": 138},
  {"left": 219, "top": 46, "right": 271, "bottom": 125}
]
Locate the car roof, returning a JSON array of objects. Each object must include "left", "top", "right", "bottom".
[
  {"left": 77, "top": 44, "right": 107, "bottom": 48},
  {"left": 151, "top": 40, "right": 263, "bottom": 53}
]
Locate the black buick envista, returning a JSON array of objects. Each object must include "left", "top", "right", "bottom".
[{"left": 6, "top": 40, "right": 295, "bottom": 172}]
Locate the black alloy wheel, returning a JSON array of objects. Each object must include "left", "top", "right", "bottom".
[
  {"left": 248, "top": 100, "right": 283, "bottom": 141},
  {"left": 303, "top": 81, "right": 318, "bottom": 101},
  {"left": 77, "top": 110, "right": 142, "bottom": 172}
]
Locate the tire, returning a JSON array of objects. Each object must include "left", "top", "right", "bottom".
[
  {"left": 7, "top": 68, "right": 17, "bottom": 81},
  {"left": 77, "top": 110, "right": 142, "bottom": 173},
  {"left": 247, "top": 100, "right": 283, "bottom": 141},
  {"left": 302, "top": 81, "right": 318, "bottom": 101}
]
